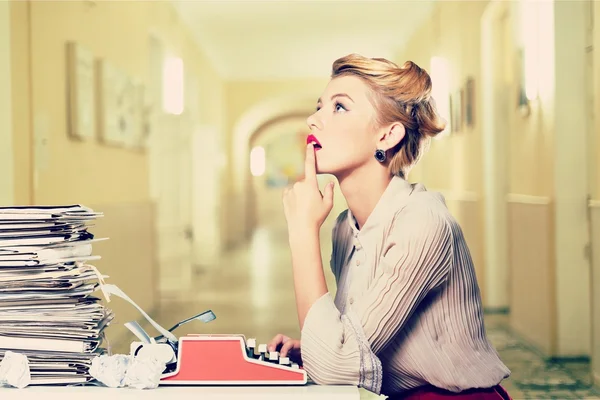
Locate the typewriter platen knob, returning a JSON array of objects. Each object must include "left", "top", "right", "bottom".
[{"left": 132, "top": 342, "right": 177, "bottom": 364}]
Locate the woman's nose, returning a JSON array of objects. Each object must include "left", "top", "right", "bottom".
[{"left": 306, "top": 111, "right": 322, "bottom": 131}]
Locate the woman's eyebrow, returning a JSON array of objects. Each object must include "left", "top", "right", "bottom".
[{"left": 317, "top": 93, "right": 355, "bottom": 104}]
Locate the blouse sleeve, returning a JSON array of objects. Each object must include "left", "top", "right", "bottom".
[{"left": 300, "top": 204, "right": 454, "bottom": 393}]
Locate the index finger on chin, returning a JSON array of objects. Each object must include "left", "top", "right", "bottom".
[{"left": 304, "top": 143, "right": 317, "bottom": 183}]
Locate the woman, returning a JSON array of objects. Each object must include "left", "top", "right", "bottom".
[{"left": 268, "top": 54, "right": 512, "bottom": 399}]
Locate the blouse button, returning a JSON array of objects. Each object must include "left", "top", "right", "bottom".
[
  {"left": 356, "top": 259, "right": 361, "bottom": 266},
  {"left": 349, "top": 297, "right": 354, "bottom": 305}
]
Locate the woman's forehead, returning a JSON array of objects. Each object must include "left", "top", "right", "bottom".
[{"left": 322, "top": 76, "right": 370, "bottom": 101}]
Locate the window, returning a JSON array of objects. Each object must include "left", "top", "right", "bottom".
[
  {"left": 162, "top": 56, "right": 184, "bottom": 115},
  {"left": 250, "top": 146, "right": 266, "bottom": 177}
]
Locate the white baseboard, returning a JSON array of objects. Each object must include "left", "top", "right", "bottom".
[{"left": 506, "top": 193, "right": 551, "bottom": 205}]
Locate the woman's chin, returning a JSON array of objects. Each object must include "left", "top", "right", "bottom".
[
  {"left": 316, "top": 166, "right": 338, "bottom": 177},
  {"left": 315, "top": 163, "right": 329, "bottom": 175},
  {"left": 315, "top": 158, "right": 342, "bottom": 176}
]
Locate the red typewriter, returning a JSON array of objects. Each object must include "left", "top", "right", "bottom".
[{"left": 127, "top": 310, "right": 307, "bottom": 385}]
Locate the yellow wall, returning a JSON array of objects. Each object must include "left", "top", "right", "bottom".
[
  {"left": 10, "top": 0, "right": 225, "bottom": 345},
  {"left": 17, "top": 0, "right": 223, "bottom": 206},
  {"left": 398, "top": 0, "right": 553, "bottom": 198},
  {"left": 9, "top": 2, "right": 29, "bottom": 205},
  {"left": 508, "top": 200, "right": 555, "bottom": 353},
  {"left": 0, "top": 0, "right": 13, "bottom": 206},
  {"left": 399, "top": 2, "right": 487, "bottom": 195},
  {"left": 593, "top": 1, "right": 600, "bottom": 202}
]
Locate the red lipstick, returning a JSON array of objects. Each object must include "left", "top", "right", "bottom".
[{"left": 306, "top": 134, "right": 322, "bottom": 149}]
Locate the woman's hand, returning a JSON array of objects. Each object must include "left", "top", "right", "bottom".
[
  {"left": 282, "top": 143, "right": 334, "bottom": 236},
  {"left": 268, "top": 334, "right": 302, "bottom": 365}
]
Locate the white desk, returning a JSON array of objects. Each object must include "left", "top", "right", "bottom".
[{"left": 0, "top": 384, "right": 360, "bottom": 399}]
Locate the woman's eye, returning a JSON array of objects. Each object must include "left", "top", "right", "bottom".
[{"left": 335, "top": 102, "right": 347, "bottom": 113}]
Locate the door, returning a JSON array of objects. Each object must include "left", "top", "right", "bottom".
[
  {"left": 149, "top": 112, "right": 194, "bottom": 294},
  {"left": 191, "top": 125, "right": 222, "bottom": 269},
  {"left": 147, "top": 34, "right": 194, "bottom": 295}
]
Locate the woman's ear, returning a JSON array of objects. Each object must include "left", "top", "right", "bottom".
[{"left": 378, "top": 122, "right": 405, "bottom": 150}]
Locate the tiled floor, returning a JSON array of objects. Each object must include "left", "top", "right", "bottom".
[
  {"left": 484, "top": 315, "right": 600, "bottom": 400},
  {"left": 116, "top": 219, "right": 600, "bottom": 400}
]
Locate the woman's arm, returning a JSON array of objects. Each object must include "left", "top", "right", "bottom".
[
  {"left": 282, "top": 143, "right": 335, "bottom": 330},
  {"left": 288, "top": 227, "right": 328, "bottom": 330}
]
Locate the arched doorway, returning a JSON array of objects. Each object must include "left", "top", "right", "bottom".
[
  {"left": 246, "top": 114, "right": 310, "bottom": 232},
  {"left": 230, "top": 95, "right": 315, "bottom": 242}
]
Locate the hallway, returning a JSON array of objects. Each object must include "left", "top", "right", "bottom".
[{"left": 113, "top": 219, "right": 600, "bottom": 400}]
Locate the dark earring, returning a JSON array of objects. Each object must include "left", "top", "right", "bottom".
[{"left": 374, "top": 149, "right": 386, "bottom": 163}]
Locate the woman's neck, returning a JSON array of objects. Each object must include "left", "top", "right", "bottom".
[{"left": 337, "top": 167, "right": 393, "bottom": 230}]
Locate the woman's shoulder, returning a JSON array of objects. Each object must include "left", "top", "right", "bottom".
[
  {"left": 393, "top": 184, "right": 459, "bottom": 234},
  {"left": 404, "top": 183, "right": 451, "bottom": 213}
]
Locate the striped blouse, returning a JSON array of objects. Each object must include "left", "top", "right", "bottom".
[{"left": 300, "top": 176, "right": 510, "bottom": 396}]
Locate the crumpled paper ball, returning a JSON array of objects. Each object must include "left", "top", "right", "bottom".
[
  {"left": 90, "top": 349, "right": 168, "bottom": 390},
  {"left": 89, "top": 354, "right": 132, "bottom": 388},
  {"left": 0, "top": 351, "right": 31, "bottom": 389},
  {"left": 123, "top": 353, "right": 167, "bottom": 390}
]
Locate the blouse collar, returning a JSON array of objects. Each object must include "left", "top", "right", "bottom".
[{"left": 346, "top": 176, "right": 418, "bottom": 238}]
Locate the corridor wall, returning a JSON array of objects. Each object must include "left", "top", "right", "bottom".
[
  {"left": 397, "top": 0, "right": 597, "bottom": 364},
  {"left": 9, "top": 0, "right": 226, "bottom": 346}
]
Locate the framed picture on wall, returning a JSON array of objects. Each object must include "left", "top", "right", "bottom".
[
  {"left": 516, "top": 48, "right": 531, "bottom": 117},
  {"left": 450, "top": 90, "right": 462, "bottom": 133},
  {"left": 66, "top": 41, "right": 95, "bottom": 141},
  {"left": 96, "top": 59, "right": 137, "bottom": 147},
  {"left": 465, "top": 77, "right": 475, "bottom": 127},
  {"left": 460, "top": 88, "right": 466, "bottom": 128},
  {"left": 129, "top": 82, "right": 153, "bottom": 151}
]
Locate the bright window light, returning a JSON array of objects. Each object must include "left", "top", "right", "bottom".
[
  {"left": 520, "top": 1, "right": 540, "bottom": 101},
  {"left": 250, "top": 146, "right": 266, "bottom": 177},
  {"left": 162, "top": 56, "right": 184, "bottom": 115},
  {"left": 430, "top": 56, "right": 451, "bottom": 136}
]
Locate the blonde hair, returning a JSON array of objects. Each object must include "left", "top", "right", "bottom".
[{"left": 331, "top": 54, "right": 446, "bottom": 178}]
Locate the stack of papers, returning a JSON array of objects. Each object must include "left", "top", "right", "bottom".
[{"left": 0, "top": 205, "right": 113, "bottom": 385}]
